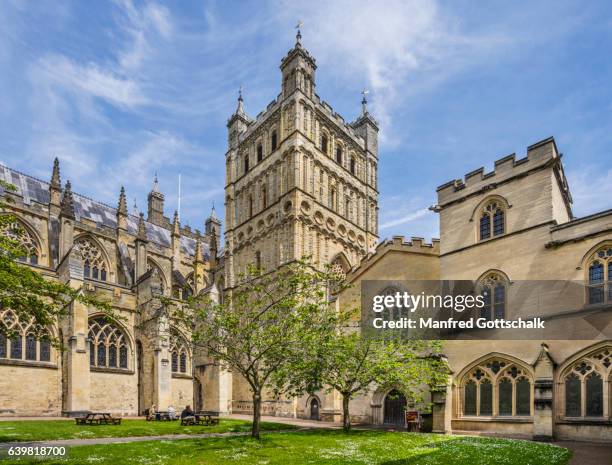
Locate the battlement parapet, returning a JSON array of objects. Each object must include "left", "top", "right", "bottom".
[{"left": 436, "top": 137, "right": 558, "bottom": 204}]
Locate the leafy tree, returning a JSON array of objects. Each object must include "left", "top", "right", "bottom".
[
  {"left": 0, "top": 180, "right": 111, "bottom": 341},
  {"left": 177, "top": 259, "right": 343, "bottom": 439},
  {"left": 301, "top": 328, "right": 447, "bottom": 431}
]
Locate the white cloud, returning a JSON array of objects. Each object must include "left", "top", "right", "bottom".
[
  {"left": 117, "top": 0, "right": 173, "bottom": 71},
  {"left": 379, "top": 207, "right": 430, "bottom": 230},
  {"left": 274, "top": 0, "right": 509, "bottom": 147},
  {"left": 35, "top": 54, "right": 148, "bottom": 108}
]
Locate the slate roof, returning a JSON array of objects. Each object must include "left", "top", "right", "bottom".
[{"left": 0, "top": 164, "right": 209, "bottom": 260}]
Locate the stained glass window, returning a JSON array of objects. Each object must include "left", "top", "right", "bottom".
[
  {"left": 88, "top": 317, "right": 129, "bottom": 369},
  {"left": 493, "top": 209, "right": 505, "bottom": 236},
  {"left": 10, "top": 336, "right": 22, "bottom": 359},
  {"left": 0, "top": 219, "right": 39, "bottom": 265},
  {"left": 39, "top": 338, "right": 51, "bottom": 362},
  {"left": 180, "top": 352, "right": 187, "bottom": 373},
  {"left": 464, "top": 381, "right": 476, "bottom": 416},
  {"left": 108, "top": 345, "right": 117, "bottom": 367},
  {"left": 498, "top": 378, "right": 512, "bottom": 416},
  {"left": 0, "top": 332, "right": 6, "bottom": 358},
  {"left": 172, "top": 351, "right": 178, "bottom": 373},
  {"left": 494, "top": 284, "right": 506, "bottom": 319},
  {"left": 97, "top": 344, "right": 106, "bottom": 366},
  {"left": 480, "top": 214, "right": 490, "bottom": 240},
  {"left": 74, "top": 237, "right": 108, "bottom": 282},
  {"left": 480, "top": 379, "right": 493, "bottom": 415},
  {"left": 119, "top": 346, "right": 128, "bottom": 369},
  {"left": 565, "top": 374, "right": 581, "bottom": 417},
  {"left": 516, "top": 378, "right": 531, "bottom": 415},
  {"left": 25, "top": 334, "right": 37, "bottom": 361},
  {"left": 586, "top": 373, "right": 603, "bottom": 417}
]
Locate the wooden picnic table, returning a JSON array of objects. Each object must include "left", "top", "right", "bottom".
[
  {"left": 180, "top": 411, "right": 220, "bottom": 426},
  {"left": 75, "top": 412, "right": 121, "bottom": 425}
]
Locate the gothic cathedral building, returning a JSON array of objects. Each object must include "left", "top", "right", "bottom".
[{"left": 1, "top": 32, "right": 610, "bottom": 443}]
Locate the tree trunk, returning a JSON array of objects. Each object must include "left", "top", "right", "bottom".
[
  {"left": 342, "top": 393, "right": 351, "bottom": 432},
  {"left": 252, "top": 391, "right": 262, "bottom": 439}
]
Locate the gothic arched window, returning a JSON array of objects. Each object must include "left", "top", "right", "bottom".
[
  {"left": 244, "top": 155, "right": 249, "bottom": 174},
  {"left": 350, "top": 157, "right": 356, "bottom": 175},
  {"left": 74, "top": 237, "right": 108, "bottom": 282},
  {"left": 562, "top": 345, "right": 610, "bottom": 418},
  {"left": 0, "top": 309, "right": 52, "bottom": 364},
  {"left": 479, "top": 200, "right": 506, "bottom": 241},
  {"left": 170, "top": 329, "right": 190, "bottom": 375},
  {"left": 461, "top": 357, "right": 532, "bottom": 417},
  {"left": 262, "top": 186, "right": 267, "bottom": 209},
  {"left": 478, "top": 271, "right": 508, "bottom": 320},
  {"left": 88, "top": 317, "right": 129, "bottom": 370},
  {"left": 585, "top": 245, "right": 612, "bottom": 305},
  {"left": 1, "top": 218, "right": 40, "bottom": 265},
  {"left": 336, "top": 146, "right": 343, "bottom": 165},
  {"left": 271, "top": 131, "right": 277, "bottom": 152},
  {"left": 257, "top": 143, "right": 263, "bottom": 162}
]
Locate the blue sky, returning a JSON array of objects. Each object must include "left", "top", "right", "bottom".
[{"left": 1, "top": 0, "right": 611, "bottom": 241}]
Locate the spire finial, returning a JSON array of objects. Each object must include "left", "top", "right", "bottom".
[
  {"left": 137, "top": 212, "right": 147, "bottom": 241},
  {"left": 296, "top": 20, "right": 303, "bottom": 45},
  {"left": 361, "top": 89, "right": 369, "bottom": 115},
  {"left": 118, "top": 186, "right": 127, "bottom": 215},
  {"left": 132, "top": 198, "right": 139, "bottom": 216},
  {"left": 60, "top": 180, "right": 75, "bottom": 219},
  {"left": 152, "top": 172, "right": 159, "bottom": 193},
  {"left": 172, "top": 209, "right": 180, "bottom": 237},
  {"left": 51, "top": 157, "right": 61, "bottom": 188},
  {"left": 235, "top": 86, "right": 246, "bottom": 116}
]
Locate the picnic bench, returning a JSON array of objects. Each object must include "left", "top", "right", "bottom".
[
  {"left": 180, "top": 411, "right": 220, "bottom": 426},
  {"left": 75, "top": 412, "right": 121, "bottom": 426}
]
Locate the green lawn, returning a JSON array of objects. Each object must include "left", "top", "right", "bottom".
[
  {"left": 0, "top": 419, "right": 293, "bottom": 442},
  {"left": 5, "top": 430, "right": 571, "bottom": 465}
]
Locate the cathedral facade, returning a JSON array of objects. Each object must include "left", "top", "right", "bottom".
[{"left": 1, "top": 33, "right": 610, "bottom": 443}]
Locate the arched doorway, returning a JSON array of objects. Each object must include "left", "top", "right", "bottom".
[
  {"left": 383, "top": 389, "right": 406, "bottom": 427},
  {"left": 310, "top": 398, "right": 320, "bottom": 420}
]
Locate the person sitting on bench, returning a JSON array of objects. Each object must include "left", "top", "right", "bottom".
[
  {"left": 148, "top": 404, "right": 157, "bottom": 421},
  {"left": 180, "top": 405, "right": 196, "bottom": 421},
  {"left": 167, "top": 405, "right": 176, "bottom": 420}
]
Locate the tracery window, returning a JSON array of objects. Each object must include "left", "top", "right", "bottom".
[
  {"left": 88, "top": 317, "right": 129, "bottom": 370},
  {"left": 586, "top": 245, "right": 612, "bottom": 305},
  {"left": 479, "top": 201, "right": 505, "bottom": 241},
  {"left": 170, "top": 328, "right": 190, "bottom": 375},
  {"left": 461, "top": 358, "right": 532, "bottom": 417},
  {"left": 1, "top": 219, "right": 39, "bottom": 265},
  {"left": 0, "top": 309, "right": 52, "bottom": 363},
  {"left": 74, "top": 237, "right": 108, "bottom": 281},
  {"left": 477, "top": 271, "right": 508, "bottom": 320},
  {"left": 562, "top": 346, "right": 610, "bottom": 418}
]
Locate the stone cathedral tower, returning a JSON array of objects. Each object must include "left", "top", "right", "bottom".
[{"left": 224, "top": 29, "right": 379, "bottom": 302}]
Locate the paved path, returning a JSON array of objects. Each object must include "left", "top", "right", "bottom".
[{"left": 557, "top": 441, "right": 612, "bottom": 465}]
